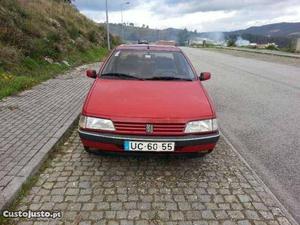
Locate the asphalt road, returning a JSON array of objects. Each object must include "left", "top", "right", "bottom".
[{"left": 182, "top": 47, "right": 300, "bottom": 223}]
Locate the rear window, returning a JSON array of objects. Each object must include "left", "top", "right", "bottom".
[{"left": 101, "top": 50, "right": 196, "bottom": 80}]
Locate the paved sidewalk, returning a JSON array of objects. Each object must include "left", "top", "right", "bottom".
[
  {"left": 10, "top": 130, "right": 296, "bottom": 225},
  {"left": 0, "top": 63, "right": 96, "bottom": 210}
]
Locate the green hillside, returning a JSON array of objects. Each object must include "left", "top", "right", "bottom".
[{"left": 0, "top": 0, "right": 119, "bottom": 99}]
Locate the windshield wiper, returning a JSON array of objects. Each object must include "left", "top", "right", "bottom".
[
  {"left": 101, "top": 73, "right": 143, "bottom": 80},
  {"left": 146, "top": 76, "right": 192, "bottom": 81}
]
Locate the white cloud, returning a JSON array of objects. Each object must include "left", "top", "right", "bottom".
[{"left": 75, "top": 0, "right": 300, "bottom": 32}]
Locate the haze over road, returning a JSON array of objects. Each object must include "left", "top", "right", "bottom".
[{"left": 182, "top": 47, "right": 300, "bottom": 223}]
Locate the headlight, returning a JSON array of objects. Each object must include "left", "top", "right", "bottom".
[
  {"left": 184, "top": 119, "right": 218, "bottom": 133},
  {"left": 79, "top": 115, "right": 115, "bottom": 131}
]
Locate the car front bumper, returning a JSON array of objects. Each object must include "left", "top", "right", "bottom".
[{"left": 78, "top": 129, "right": 220, "bottom": 153}]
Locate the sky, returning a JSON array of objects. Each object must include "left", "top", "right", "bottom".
[{"left": 73, "top": 0, "right": 300, "bottom": 32}]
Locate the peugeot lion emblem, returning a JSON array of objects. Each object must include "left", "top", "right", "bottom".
[{"left": 146, "top": 124, "right": 154, "bottom": 133}]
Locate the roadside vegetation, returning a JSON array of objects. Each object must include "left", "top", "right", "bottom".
[
  {"left": 191, "top": 41, "right": 296, "bottom": 53},
  {"left": 0, "top": 0, "right": 119, "bottom": 100}
]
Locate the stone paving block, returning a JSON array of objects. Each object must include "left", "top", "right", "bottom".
[
  {"left": 214, "top": 210, "right": 229, "bottom": 220},
  {"left": 202, "top": 210, "right": 215, "bottom": 220},
  {"left": 171, "top": 211, "right": 185, "bottom": 221},
  {"left": 245, "top": 210, "right": 261, "bottom": 220},
  {"left": 7, "top": 131, "right": 297, "bottom": 225},
  {"left": 186, "top": 210, "right": 202, "bottom": 220},
  {"left": 227, "top": 210, "right": 245, "bottom": 219},
  {"left": 116, "top": 211, "right": 128, "bottom": 219},
  {"left": 0, "top": 63, "right": 95, "bottom": 210}
]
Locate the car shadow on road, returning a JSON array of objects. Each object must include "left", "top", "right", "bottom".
[
  {"left": 88, "top": 150, "right": 209, "bottom": 160},
  {"left": 79, "top": 140, "right": 232, "bottom": 189}
]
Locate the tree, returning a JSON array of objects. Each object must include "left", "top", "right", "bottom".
[
  {"left": 62, "top": 0, "right": 73, "bottom": 4},
  {"left": 227, "top": 39, "right": 236, "bottom": 47},
  {"left": 177, "top": 28, "right": 190, "bottom": 46}
]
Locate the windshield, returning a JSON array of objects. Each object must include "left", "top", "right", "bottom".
[{"left": 101, "top": 50, "right": 196, "bottom": 80}]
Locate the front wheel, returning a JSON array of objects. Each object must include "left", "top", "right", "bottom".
[
  {"left": 190, "top": 149, "right": 214, "bottom": 158},
  {"left": 84, "top": 146, "right": 92, "bottom": 153}
]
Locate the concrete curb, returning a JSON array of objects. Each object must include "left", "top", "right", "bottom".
[
  {"left": 0, "top": 116, "right": 80, "bottom": 211},
  {"left": 221, "top": 132, "right": 299, "bottom": 225},
  {"left": 0, "top": 62, "right": 98, "bottom": 212}
]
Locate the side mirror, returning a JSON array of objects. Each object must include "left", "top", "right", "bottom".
[
  {"left": 199, "top": 72, "right": 211, "bottom": 81},
  {"left": 86, "top": 70, "right": 97, "bottom": 79}
]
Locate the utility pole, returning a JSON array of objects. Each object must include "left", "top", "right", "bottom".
[
  {"left": 105, "top": 0, "right": 110, "bottom": 50},
  {"left": 121, "top": 1, "right": 130, "bottom": 43}
]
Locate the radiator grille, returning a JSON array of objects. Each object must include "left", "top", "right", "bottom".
[{"left": 114, "top": 121, "right": 185, "bottom": 135}]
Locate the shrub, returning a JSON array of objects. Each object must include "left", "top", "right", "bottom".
[
  {"left": 227, "top": 39, "right": 236, "bottom": 47},
  {"left": 22, "top": 57, "right": 40, "bottom": 70},
  {"left": 112, "top": 35, "right": 121, "bottom": 47},
  {"left": 47, "top": 32, "right": 62, "bottom": 42},
  {"left": 87, "top": 30, "right": 98, "bottom": 43},
  {"left": 67, "top": 26, "right": 81, "bottom": 39},
  {"left": 25, "top": 38, "right": 59, "bottom": 59},
  {"left": 0, "top": 46, "right": 23, "bottom": 70},
  {"left": 265, "top": 43, "right": 279, "bottom": 50},
  {"left": 22, "top": 20, "right": 44, "bottom": 38},
  {"left": 75, "top": 37, "right": 90, "bottom": 52},
  {"left": 0, "top": 0, "right": 120, "bottom": 99}
]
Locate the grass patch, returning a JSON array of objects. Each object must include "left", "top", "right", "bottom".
[
  {"left": 0, "top": 0, "right": 119, "bottom": 100},
  {"left": 0, "top": 47, "right": 107, "bottom": 100}
]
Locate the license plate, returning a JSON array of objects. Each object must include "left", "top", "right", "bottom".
[{"left": 124, "top": 141, "right": 175, "bottom": 152}]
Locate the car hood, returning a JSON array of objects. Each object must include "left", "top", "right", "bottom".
[{"left": 83, "top": 79, "right": 213, "bottom": 121}]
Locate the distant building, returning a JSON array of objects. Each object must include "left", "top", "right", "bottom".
[
  {"left": 249, "top": 43, "right": 257, "bottom": 48},
  {"left": 256, "top": 43, "right": 278, "bottom": 49}
]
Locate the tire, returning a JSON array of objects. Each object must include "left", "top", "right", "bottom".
[
  {"left": 190, "top": 149, "right": 213, "bottom": 158},
  {"left": 83, "top": 147, "right": 105, "bottom": 156},
  {"left": 84, "top": 146, "right": 92, "bottom": 153}
]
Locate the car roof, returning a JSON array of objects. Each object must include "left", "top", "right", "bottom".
[{"left": 116, "top": 44, "right": 181, "bottom": 52}]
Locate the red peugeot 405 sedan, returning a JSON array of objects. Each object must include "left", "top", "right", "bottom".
[{"left": 78, "top": 44, "right": 219, "bottom": 155}]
